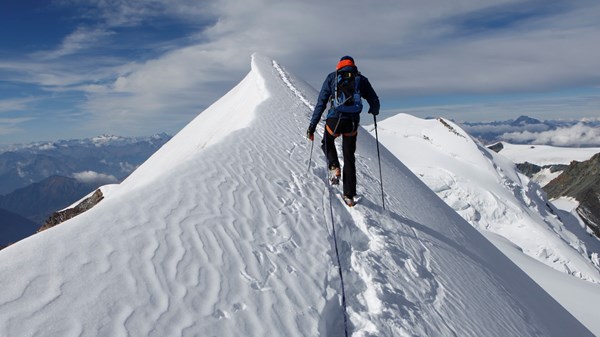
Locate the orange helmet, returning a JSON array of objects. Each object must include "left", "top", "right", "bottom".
[{"left": 336, "top": 55, "right": 355, "bottom": 70}]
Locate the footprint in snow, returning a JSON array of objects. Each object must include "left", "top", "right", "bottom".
[{"left": 213, "top": 309, "right": 228, "bottom": 319}]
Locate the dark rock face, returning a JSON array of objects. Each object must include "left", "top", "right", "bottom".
[
  {"left": 38, "top": 189, "right": 104, "bottom": 232},
  {"left": 544, "top": 154, "right": 600, "bottom": 198},
  {"left": 516, "top": 162, "right": 542, "bottom": 177},
  {"left": 515, "top": 162, "right": 569, "bottom": 179},
  {"left": 544, "top": 153, "right": 600, "bottom": 237},
  {"left": 488, "top": 142, "right": 504, "bottom": 153},
  {"left": 575, "top": 190, "right": 600, "bottom": 238}
]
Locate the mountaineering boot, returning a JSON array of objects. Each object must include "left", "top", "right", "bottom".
[
  {"left": 329, "top": 166, "right": 341, "bottom": 185},
  {"left": 343, "top": 195, "right": 356, "bottom": 207}
]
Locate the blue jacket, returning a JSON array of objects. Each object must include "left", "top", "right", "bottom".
[{"left": 310, "top": 66, "right": 380, "bottom": 127}]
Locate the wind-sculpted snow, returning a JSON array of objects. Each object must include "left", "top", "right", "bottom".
[{"left": 0, "top": 55, "right": 594, "bottom": 336}]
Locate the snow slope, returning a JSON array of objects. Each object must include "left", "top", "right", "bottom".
[
  {"left": 371, "top": 113, "right": 600, "bottom": 282},
  {"left": 495, "top": 142, "right": 600, "bottom": 166},
  {"left": 371, "top": 113, "right": 600, "bottom": 333},
  {"left": 495, "top": 142, "right": 600, "bottom": 254},
  {"left": 0, "top": 55, "right": 594, "bottom": 337},
  {"left": 494, "top": 141, "right": 600, "bottom": 186},
  {"left": 484, "top": 230, "right": 600, "bottom": 333}
]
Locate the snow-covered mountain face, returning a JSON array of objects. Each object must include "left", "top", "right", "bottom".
[
  {"left": 0, "top": 55, "right": 596, "bottom": 337},
  {"left": 371, "top": 114, "right": 600, "bottom": 283},
  {"left": 491, "top": 142, "right": 600, "bottom": 257},
  {"left": 542, "top": 153, "right": 600, "bottom": 242}
]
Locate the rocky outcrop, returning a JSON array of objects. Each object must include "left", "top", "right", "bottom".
[
  {"left": 515, "top": 162, "right": 568, "bottom": 179},
  {"left": 38, "top": 189, "right": 104, "bottom": 232},
  {"left": 516, "top": 162, "right": 542, "bottom": 177},
  {"left": 487, "top": 142, "right": 504, "bottom": 153},
  {"left": 544, "top": 153, "right": 600, "bottom": 237},
  {"left": 437, "top": 118, "right": 465, "bottom": 138},
  {"left": 544, "top": 154, "right": 600, "bottom": 198}
]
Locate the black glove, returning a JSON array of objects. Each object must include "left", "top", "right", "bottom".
[
  {"left": 369, "top": 109, "right": 379, "bottom": 116},
  {"left": 306, "top": 124, "right": 316, "bottom": 141}
]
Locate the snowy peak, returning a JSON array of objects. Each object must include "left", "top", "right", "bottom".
[
  {"left": 117, "top": 55, "right": 268, "bottom": 193},
  {"left": 375, "top": 114, "right": 509, "bottom": 180},
  {"left": 0, "top": 55, "right": 594, "bottom": 337},
  {"left": 511, "top": 115, "right": 543, "bottom": 126}
]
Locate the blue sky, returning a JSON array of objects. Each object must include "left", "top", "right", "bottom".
[{"left": 1, "top": 0, "right": 600, "bottom": 145}]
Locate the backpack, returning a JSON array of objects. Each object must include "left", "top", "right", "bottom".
[{"left": 332, "top": 70, "right": 363, "bottom": 113}]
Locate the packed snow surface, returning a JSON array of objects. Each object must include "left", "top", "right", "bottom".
[
  {"left": 496, "top": 142, "right": 600, "bottom": 166},
  {"left": 0, "top": 55, "right": 595, "bottom": 336}
]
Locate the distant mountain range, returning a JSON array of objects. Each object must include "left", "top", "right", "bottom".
[
  {"left": 0, "top": 208, "right": 37, "bottom": 249},
  {"left": 0, "top": 175, "right": 101, "bottom": 224},
  {"left": 0, "top": 134, "right": 171, "bottom": 247},
  {"left": 0, "top": 133, "right": 171, "bottom": 195}
]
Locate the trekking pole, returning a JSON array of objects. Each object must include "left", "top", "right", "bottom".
[
  {"left": 307, "top": 137, "right": 315, "bottom": 172},
  {"left": 373, "top": 115, "right": 385, "bottom": 210}
]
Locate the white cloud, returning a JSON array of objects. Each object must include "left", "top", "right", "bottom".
[
  {"left": 0, "top": 98, "right": 35, "bottom": 137},
  {"left": 72, "top": 171, "right": 119, "bottom": 184},
  {"left": 502, "top": 123, "right": 600, "bottom": 147},
  {"left": 34, "top": 27, "right": 115, "bottom": 60},
  {"left": 465, "top": 123, "right": 551, "bottom": 135},
  {"left": 5, "top": 0, "right": 600, "bottom": 141},
  {"left": 0, "top": 56, "right": 120, "bottom": 89},
  {"left": 0, "top": 117, "right": 33, "bottom": 136},
  {"left": 82, "top": 0, "right": 600, "bottom": 109},
  {"left": 392, "top": 94, "right": 600, "bottom": 123},
  {"left": 57, "top": 0, "right": 213, "bottom": 27},
  {"left": 0, "top": 97, "right": 34, "bottom": 113}
]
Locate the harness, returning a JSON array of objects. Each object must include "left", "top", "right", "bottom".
[
  {"left": 326, "top": 114, "right": 358, "bottom": 137},
  {"left": 326, "top": 123, "right": 358, "bottom": 137}
]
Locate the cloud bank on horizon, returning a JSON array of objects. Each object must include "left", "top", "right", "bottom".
[
  {"left": 1, "top": 0, "right": 600, "bottom": 144},
  {"left": 503, "top": 123, "right": 600, "bottom": 147}
]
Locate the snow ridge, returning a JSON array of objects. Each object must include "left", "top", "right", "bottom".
[{"left": 272, "top": 60, "right": 314, "bottom": 112}]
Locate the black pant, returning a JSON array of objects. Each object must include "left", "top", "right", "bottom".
[{"left": 321, "top": 118, "right": 358, "bottom": 198}]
